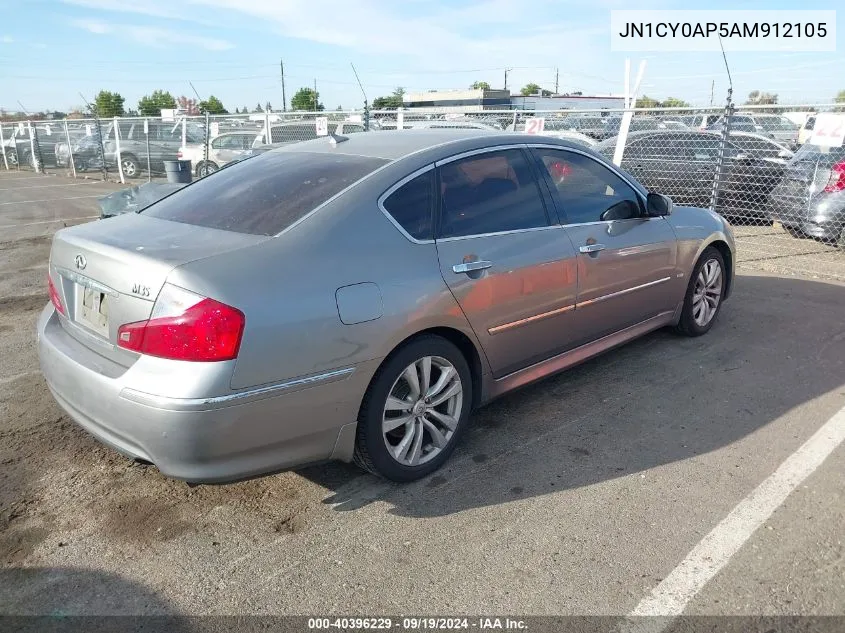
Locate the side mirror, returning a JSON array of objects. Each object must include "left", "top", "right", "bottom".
[
  {"left": 646, "top": 192, "right": 673, "bottom": 217},
  {"left": 600, "top": 199, "right": 641, "bottom": 222}
]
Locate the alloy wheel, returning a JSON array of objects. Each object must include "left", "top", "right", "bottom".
[
  {"left": 692, "top": 258, "right": 722, "bottom": 327},
  {"left": 382, "top": 356, "right": 463, "bottom": 467},
  {"left": 121, "top": 159, "right": 137, "bottom": 177}
]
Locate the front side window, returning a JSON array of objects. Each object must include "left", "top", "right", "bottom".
[
  {"left": 382, "top": 170, "right": 433, "bottom": 240},
  {"left": 534, "top": 149, "right": 641, "bottom": 224},
  {"left": 438, "top": 149, "right": 549, "bottom": 238}
]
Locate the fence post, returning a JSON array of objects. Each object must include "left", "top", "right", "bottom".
[
  {"left": 204, "top": 111, "right": 210, "bottom": 172},
  {"left": 63, "top": 121, "right": 76, "bottom": 178},
  {"left": 114, "top": 116, "right": 125, "bottom": 184},
  {"left": 144, "top": 118, "right": 151, "bottom": 182},
  {"left": 92, "top": 115, "right": 108, "bottom": 181},
  {"left": 27, "top": 121, "right": 40, "bottom": 173},
  {"left": 181, "top": 117, "right": 187, "bottom": 150},
  {"left": 397, "top": 106, "right": 404, "bottom": 130},
  {"left": 0, "top": 123, "right": 8, "bottom": 171},
  {"left": 710, "top": 91, "right": 734, "bottom": 213},
  {"left": 264, "top": 111, "right": 271, "bottom": 144}
]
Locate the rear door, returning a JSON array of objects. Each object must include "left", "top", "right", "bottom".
[
  {"left": 531, "top": 146, "right": 680, "bottom": 345},
  {"left": 433, "top": 146, "right": 580, "bottom": 378}
]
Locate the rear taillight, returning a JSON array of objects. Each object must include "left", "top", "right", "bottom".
[
  {"left": 48, "top": 273, "right": 65, "bottom": 316},
  {"left": 823, "top": 161, "right": 845, "bottom": 193},
  {"left": 117, "top": 284, "right": 244, "bottom": 362}
]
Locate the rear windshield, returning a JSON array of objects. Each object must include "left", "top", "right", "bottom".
[{"left": 143, "top": 150, "right": 388, "bottom": 235}]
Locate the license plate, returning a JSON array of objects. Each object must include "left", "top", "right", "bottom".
[{"left": 77, "top": 285, "right": 109, "bottom": 337}]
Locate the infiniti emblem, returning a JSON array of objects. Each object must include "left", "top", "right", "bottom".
[{"left": 74, "top": 254, "right": 87, "bottom": 270}]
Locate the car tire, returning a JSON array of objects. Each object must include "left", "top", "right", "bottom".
[
  {"left": 120, "top": 154, "right": 141, "bottom": 179},
  {"left": 196, "top": 161, "right": 218, "bottom": 178},
  {"left": 674, "top": 246, "right": 726, "bottom": 337},
  {"left": 6, "top": 149, "right": 17, "bottom": 166},
  {"left": 784, "top": 225, "right": 805, "bottom": 239},
  {"left": 353, "top": 335, "right": 473, "bottom": 482}
]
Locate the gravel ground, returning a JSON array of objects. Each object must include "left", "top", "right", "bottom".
[{"left": 1, "top": 171, "right": 844, "bottom": 624}]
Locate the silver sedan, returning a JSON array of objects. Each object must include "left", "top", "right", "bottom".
[{"left": 38, "top": 130, "right": 735, "bottom": 483}]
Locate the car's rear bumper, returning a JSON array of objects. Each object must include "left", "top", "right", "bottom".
[{"left": 37, "top": 305, "right": 378, "bottom": 483}]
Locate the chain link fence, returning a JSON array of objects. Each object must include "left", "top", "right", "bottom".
[{"left": 2, "top": 104, "right": 843, "bottom": 280}]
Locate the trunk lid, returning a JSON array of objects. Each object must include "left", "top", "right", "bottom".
[{"left": 49, "top": 213, "right": 267, "bottom": 367}]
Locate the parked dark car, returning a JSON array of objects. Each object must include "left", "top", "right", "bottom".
[
  {"left": 594, "top": 130, "right": 793, "bottom": 223},
  {"left": 581, "top": 116, "right": 667, "bottom": 141},
  {"left": 769, "top": 143, "right": 845, "bottom": 247},
  {"left": 5, "top": 124, "right": 65, "bottom": 168},
  {"left": 707, "top": 113, "right": 800, "bottom": 149}
]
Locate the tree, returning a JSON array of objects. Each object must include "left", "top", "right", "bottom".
[
  {"left": 520, "top": 83, "right": 551, "bottom": 96},
  {"left": 242, "top": 106, "right": 248, "bottom": 114},
  {"left": 372, "top": 87, "right": 406, "bottom": 110},
  {"left": 634, "top": 95, "right": 660, "bottom": 108},
  {"left": 199, "top": 95, "right": 228, "bottom": 115},
  {"left": 470, "top": 81, "right": 491, "bottom": 90},
  {"left": 177, "top": 96, "right": 200, "bottom": 115},
  {"left": 253, "top": 103, "right": 263, "bottom": 113},
  {"left": 835, "top": 90, "right": 845, "bottom": 112},
  {"left": 93, "top": 90, "right": 125, "bottom": 118},
  {"left": 234, "top": 107, "right": 240, "bottom": 114},
  {"left": 336, "top": 105, "right": 343, "bottom": 111},
  {"left": 138, "top": 90, "right": 177, "bottom": 117},
  {"left": 661, "top": 97, "right": 690, "bottom": 108},
  {"left": 745, "top": 90, "right": 778, "bottom": 105},
  {"left": 265, "top": 101, "right": 272, "bottom": 112},
  {"left": 291, "top": 87, "right": 324, "bottom": 111}
]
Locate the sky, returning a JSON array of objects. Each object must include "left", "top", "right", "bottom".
[{"left": 0, "top": 0, "right": 842, "bottom": 114}]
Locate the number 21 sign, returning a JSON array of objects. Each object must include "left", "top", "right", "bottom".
[{"left": 524, "top": 117, "right": 545, "bottom": 135}]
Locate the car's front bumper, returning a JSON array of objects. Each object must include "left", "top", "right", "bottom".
[{"left": 37, "top": 305, "right": 378, "bottom": 482}]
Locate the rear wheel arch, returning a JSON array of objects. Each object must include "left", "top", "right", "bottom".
[{"left": 366, "top": 326, "right": 486, "bottom": 414}]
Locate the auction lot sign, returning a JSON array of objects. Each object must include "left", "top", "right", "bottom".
[
  {"left": 610, "top": 10, "right": 836, "bottom": 51},
  {"left": 810, "top": 113, "right": 845, "bottom": 148}
]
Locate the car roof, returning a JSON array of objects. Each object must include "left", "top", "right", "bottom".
[{"left": 266, "top": 128, "right": 556, "bottom": 161}]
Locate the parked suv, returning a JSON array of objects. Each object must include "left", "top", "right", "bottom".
[
  {"left": 769, "top": 143, "right": 845, "bottom": 246},
  {"left": 70, "top": 120, "right": 205, "bottom": 177}
]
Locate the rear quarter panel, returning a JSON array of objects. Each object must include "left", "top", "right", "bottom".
[{"left": 166, "top": 163, "right": 486, "bottom": 392}]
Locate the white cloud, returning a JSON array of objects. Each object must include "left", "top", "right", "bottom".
[
  {"left": 1, "top": 35, "right": 13, "bottom": 43},
  {"left": 69, "top": 18, "right": 233, "bottom": 51}
]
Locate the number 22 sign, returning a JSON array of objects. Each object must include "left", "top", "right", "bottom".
[
  {"left": 524, "top": 117, "right": 545, "bottom": 135},
  {"left": 810, "top": 113, "right": 845, "bottom": 148}
]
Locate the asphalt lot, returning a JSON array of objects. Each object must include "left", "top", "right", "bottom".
[{"left": 1, "top": 171, "right": 844, "bottom": 621}]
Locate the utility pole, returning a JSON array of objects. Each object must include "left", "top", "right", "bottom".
[
  {"left": 710, "top": 79, "right": 715, "bottom": 106},
  {"left": 554, "top": 68, "right": 559, "bottom": 95},
  {"left": 280, "top": 59, "right": 287, "bottom": 112}
]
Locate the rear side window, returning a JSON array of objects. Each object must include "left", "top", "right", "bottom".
[
  {"left": 438, "top": 149, "right": 549, "bottom": 238},
  {"left": 382, "top": 170, "right": 433, "bottom": 240},
  {"left": 143, "top": 151, "right": 388, "bottom": 235}
]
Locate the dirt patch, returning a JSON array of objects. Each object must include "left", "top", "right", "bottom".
[
  {"left": 0, "top": 294, "right": 47, "bottom": 315},
  {"left": 0, "top": 525, "right": 50, "bottom": 565}
]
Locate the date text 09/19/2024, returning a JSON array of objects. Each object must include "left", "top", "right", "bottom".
[{"left": 307, "top": 617, "right": 528, "bottom": 630}]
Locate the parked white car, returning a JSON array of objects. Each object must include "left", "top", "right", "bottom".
[{"left": 178, "top": 131, "right": 258, "bottom": 177}]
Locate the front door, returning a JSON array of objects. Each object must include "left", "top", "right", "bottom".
[
  {"left": 434, "top": 147, "right": 580, "bottom": 378},
  {"left": 531, "top": 146, "right": 681, "bottom": 346}
]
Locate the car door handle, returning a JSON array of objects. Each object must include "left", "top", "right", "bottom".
[
  {"left": 453, "top": 260, "right": 493, "bottom": 274},
  {"left": 579, "top": 243, "right": 606, "bottom": 254}
]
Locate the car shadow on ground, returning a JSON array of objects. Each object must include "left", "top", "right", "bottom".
[{"left": 299, "top": 274, "right": 845, "bottom": 517}]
